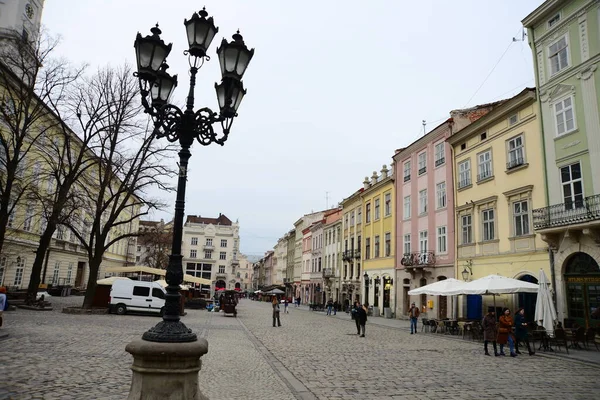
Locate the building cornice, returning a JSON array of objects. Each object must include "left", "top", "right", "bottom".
[
  {"left": 448, "top": 89, "right": 536, "bottom": 145},
  {"left": 522, "top": 0, "right": 564, "bottom": 27}
]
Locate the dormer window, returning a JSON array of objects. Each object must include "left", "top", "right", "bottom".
[{"left": 548, "top": 13, "right": 560, "bottom": 28}]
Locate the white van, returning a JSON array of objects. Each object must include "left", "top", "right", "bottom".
[{"left": 109, "top": 280, "right": 166, "bottom": 316}]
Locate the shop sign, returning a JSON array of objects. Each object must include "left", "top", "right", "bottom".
[{"left": 565, "top": 276, "right": 600, "bottom": 283}]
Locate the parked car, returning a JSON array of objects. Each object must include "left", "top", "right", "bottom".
[{"left": 109, "top": 280, "right": 165, "bottom": 316}]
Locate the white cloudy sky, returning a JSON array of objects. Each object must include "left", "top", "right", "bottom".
[{"left": 42, "top": 0, "right": 541, "bottom": 256}]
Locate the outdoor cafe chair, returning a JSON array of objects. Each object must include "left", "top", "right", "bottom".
[
  {"left": 570, "top": 327, "right": 586, "bottom": 349},
  {"left": 584, "top": 328, "right": 599, "bottom": 351},
  {"left": 421, "top": 318, "right": 430, "bottom": 333},
  {"left": 552, "top": 328, "right": 569, "bottom": 354}
]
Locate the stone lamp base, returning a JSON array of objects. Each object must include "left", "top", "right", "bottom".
[{"left": 125, "top": 338, "right": 209, "bottom": 400}]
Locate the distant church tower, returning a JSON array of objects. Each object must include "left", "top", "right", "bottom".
[{"left": 0, "top": 0, "right": 44, "bottom": 42}]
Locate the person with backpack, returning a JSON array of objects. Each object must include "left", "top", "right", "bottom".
[{"left": 408, "top": 302, "right": 420, "bottom": 334}]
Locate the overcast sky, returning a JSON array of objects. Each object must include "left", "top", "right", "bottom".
[{"left": 42, "top": 0, "right": 541, "bottom": 256}]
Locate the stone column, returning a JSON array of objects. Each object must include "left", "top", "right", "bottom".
[{"left": 126, "top": 339, "right": 209, "bottom": 400}]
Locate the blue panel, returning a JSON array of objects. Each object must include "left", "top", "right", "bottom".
[{"left": 467, "top": 294, "right": 483, "bottom": 320}]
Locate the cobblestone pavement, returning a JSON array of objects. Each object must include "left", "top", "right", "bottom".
[{"left": 0, "top": 297, "right": 598, "bottom": 400}]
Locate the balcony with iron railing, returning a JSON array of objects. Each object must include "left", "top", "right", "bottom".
[
  {"left": 342, "top": 250, "right": 353, "bottom": 262},
  {"left": 403, "top": 174, "right": 410, "bottom": 182},
  {"left": 323, "top": 268, "right": 334, "bottom": 278},
  {"left": 435, "top": 157, "right": 445, "bottom": 167},
  {"left": 400, "top": 251, "right": 436, "bottom": 267},
  {"left": 506, "top": 157, "right": 525, "bottom": 170},
  {"left": 203, "top": 244, "right": 214, "bottom": 250},
  {"left": 533, "top": 194, "right": 600, "bottom": 230},
  {"left": 353, "top": 249, "right": 361, "bottom": 259},
  {"left": 458, "top": 177, "right": 472, "bottom": 189}
]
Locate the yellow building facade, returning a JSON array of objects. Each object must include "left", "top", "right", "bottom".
[
  {"left": 448, "top": 88, "right": 551, "bottom": 318},
  {"left": 340, "top": 189, "right": 363, "bottom": 307},
  {"left": 361, "top": 165, "right": 395, "bottom": 316}
]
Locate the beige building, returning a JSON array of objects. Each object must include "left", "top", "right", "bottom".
[{"left": 181, "top": 214, "right": 240, "bottom": 295}]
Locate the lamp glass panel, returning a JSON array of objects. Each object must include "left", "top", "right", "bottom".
[
  {"left": 151, "top": 46, "right": 168, "bottom": 72},
  {"left": 138, "top": 41, "right": 154, "bottom": 68},
  {"left": 232, "top": 86, "right": 244, "bottom": 112},
  {"left": 186, "top": 23, "right": 195, "bottom": 47},
  {"left": 215, "top": 83, "right": 225, "bottom": 109},
  {"left": 235, "top": 51, "right": 250, "bottom": 77},
  {"left": 204, "top": 28, "right": 217, "bottom": 50},
  {"left": 224, "top": 47, "right": 238, "bottom": 73},
  {"left": 150, "top": 81, "right": 160, "bottom": 101},
  {"left": 195, "top": 23, "right": 209, "bottom": 47}
]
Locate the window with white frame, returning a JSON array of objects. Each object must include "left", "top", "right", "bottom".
[
  {"left": 206, "top": 238, "right": 213, "bottom": 246},
  {"left": 357, "top": 207, "right": 362, "bottom": 224},
  {"left": 436, "top": 182, "right": 446, "bottom": 209},
  {"left": 437, "top": 226, "right": 447, "bottom": 253},
  {"left": 374, "top": 198, "right": 380, "bottom": 220},
  {"left": 482, "top": 209, "right": 495, "bottom": 241},
  {"left": 344, "top": 213, "right": 348, "bottom": 226},
  {"left": 365, "top": 238, "right": 371, "bottom": 260},
  {"left": 548, "top": 13, "right": 560, "bottom": 28},
  {"left": 55, "top": 225, "right": 65, "bottom": 240},
  {"left": 507, "top": 135, "right": 525, "bottom": 169},
  {"left": 554, "top": 96, "right": 575, "bottom": 136},
  {"left": 23, "top": 202, "right": 33, "bottom": 231},
  {"left": 418, "top": 152, "right": 427, "bottom": 175},
  {"left": 403, "top": 196, "right": 411, "bottom": 219},
  {"left": 458, "top": 159, "right": 471, "bottom": 188},
  {"left": 403, "top": 161, "right": 411, "bottom": 182},
  {"left": 513, "top": 201, "right": 530, "bottom": 236},
  {"left": 385, "top": 232, "right": 391, "bottom": 257},
  {"left": 191, "top": 237, "right": 198, "bottom": 245},
  {"left": 477, "top": 150, "right": 493, "bottom": 181},
  {"left": 220, "top": 251, "right": 226, "bottom": 260},
  {"left": 403, "top": 234, "right": 411, "bottom": 255},
  {"left": 509, "top": 114, "right": 518, "bottom": 126},
  {"left": 365, "top": 203, "right": 371, "bottom": 223},
  {"left": 374, "top": 235, "right": 380, "bottom": 258},
  {"left": 434, "top": 142, "right": 445, "bottom": 166},
  {"left": 66, "top": 262, "right": 73, "bottom": 284},
  {"left": 14, "top": 256, "right": 24, "bottom": 286},
  {"left": 204, "top": 250, "right": 212, "bottom": 259},
  {"left": 52, "top": 261, "right": 60, "bottom": 284},
  {"left": 561, "top": 162, "right": 584, "bottom": 209},
  {"left": 350, "top": 211, "right": 355, "bottom": 226},
  {"left": 190, "top": 249, "right": 197, "bottom": 258},
  {"left": 220, "top": 239, "right": 227, "bottom": 247},
  {"left": 384, "top": 192, "right": 391, "bottom": 216},
  {"left": 549, "top": 36, "right": 569, "bottom": 75},
  {"left": 419, "top": 230, "right": 428, "bottom": 252},
  {"left": 461, "top": 215, "right": 472, "bottom": 244},
  {"left": 418, "top": 189, "right": 427, "bottom": 215},
  {"left": 219, "top": 265, "right": 225, "bottom": 274}
]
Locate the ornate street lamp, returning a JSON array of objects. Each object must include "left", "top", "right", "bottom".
[
  {"left": 133, "top": 9, "right": 253, "bottom": 343},
  {"left": 363, "top": 272, "right": 369, "bottom": 305}
]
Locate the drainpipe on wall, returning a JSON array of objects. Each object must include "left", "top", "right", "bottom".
[{"left": 528, "top": 26, "right": 558, "bottom": 304}]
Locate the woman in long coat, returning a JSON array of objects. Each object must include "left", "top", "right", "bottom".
[
  {"left": 482, "top": 307, "right": 498, "bottom": 356},
  {"left": 497, "top": 308, "right": 517, "bottom": 357}
]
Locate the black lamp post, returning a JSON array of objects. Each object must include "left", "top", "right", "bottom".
[
  {"left": 133, "top": 8, "right": 253, "bottom": 343},
  {"left": 363, "top": 272, "right": 369, "bottom": 304}
]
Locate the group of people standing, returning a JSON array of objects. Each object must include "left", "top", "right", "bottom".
[
  {"left": 483, "top": 307, "right": 535, "bottom": 357},
  {"left": 351, "top": 301, "right": 368, "bottom": 337}
]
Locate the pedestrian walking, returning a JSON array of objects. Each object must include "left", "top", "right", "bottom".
[
  {"left": 514, "top": 308, "right": 535, "bottom": 356},
  {"left": 326, "top": 299, "right": 333, "bottom": 315},
  {"left": 497, "top": 308, "right": 517, "bottom": 357},
  {"left": 333, "top": 300, "right": 338, "bottom": 315},
  {"left": 0, "top": 287, "right": 6, "bottom": 328},
  {"left": 272, "top": 297, "right": 281, "bottom": 327},
  {"left": 408, "top": 302, "right": 420, "bottom": 334},
  {"left": 482, "top": 307, "right": 499, "bottom": 356},
  {"left": 357, "top": 302, "right": 368, "bottom": 337},
  {"left": 284, "top": 298, "right": 289, "bottom": 313}
]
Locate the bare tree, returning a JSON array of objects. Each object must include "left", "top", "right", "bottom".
[
  {"left": 63, "top": 65, "right": 176, "bottom": 308},
  {"left": 0, "top": 32, "right": 83, "bottom": 269},
  {"left": 139, "top": 223, "right": 172, "bottom": 270}
]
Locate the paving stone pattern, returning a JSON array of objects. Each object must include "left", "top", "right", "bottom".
[{"left": 0, "top": 297, "right": 597, "bottom": 399}]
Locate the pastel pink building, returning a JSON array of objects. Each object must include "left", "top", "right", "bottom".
[{"left": 393, "top": 106, "right": 496, "bottom": 319}]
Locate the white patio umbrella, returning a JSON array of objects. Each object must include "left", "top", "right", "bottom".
[
  {"left": 265, "top": 288, "right": 285, "bottom": 295},
  {"left": 534, "top": 269, "right": 557, "bottom": 336},
  {"left": 408, "top": 278, "right": 466, "bottom": 296},
  {"left": 446, "top": 274, "right": 539, "bottom": 320}
]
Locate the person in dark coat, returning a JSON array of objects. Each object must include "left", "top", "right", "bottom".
[
  {"left": 351, "top": 301, "right": 361, "bottom": 334},
  {"left": 357, "top": 302, "right": 368, "bottom": 337},
  {"left": 272, "top": 297, "right": 281, "bottom": 327},
  {"left": 514, "top": 308, "right": 535, "bottom": 355},
  {"left": 482, "top": 307, "right": 499, "bottom": 356},
  {"left": 497, "top": 308, "right": 516, "bottom": 357}
]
